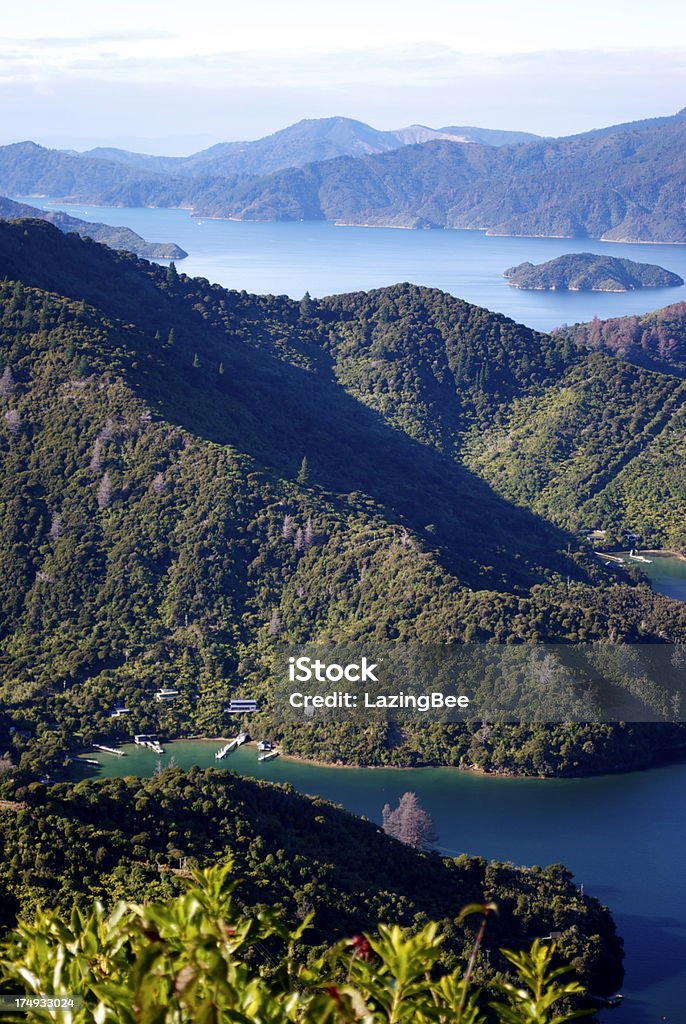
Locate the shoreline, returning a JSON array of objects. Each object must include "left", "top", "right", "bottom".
[{"left": 76, "top": 734, "right": 686, "bottom": 783}]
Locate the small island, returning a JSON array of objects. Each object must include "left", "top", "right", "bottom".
[{"left": 504, "top": 252, "right": 684, "bottom": 292}]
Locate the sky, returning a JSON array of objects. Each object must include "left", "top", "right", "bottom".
[{"left": 1, "top": 0, "right": 685, "bottom": 153}]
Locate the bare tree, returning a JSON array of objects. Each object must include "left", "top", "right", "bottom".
[
  {"left": 382, "top": 792, "right": 438, "bottom": 850},
  {"left": 90, "top": 437, "right": 103, "bottom": 474},
  {"left": 97, "top": 471, "right": 113, "bottom": 509},
  {"left": 4, "top": 409, "right": 20, "bottom": 435},
  {"left": 153, "top": 471, "right": 166, "bottom": 494},
  {"left": 304, "top": 516, "right": 315, "bottom": 550},
  {"left": 282, "top": 514, "right": 295, "bottom": 541},
  {"left": 0, "top": 366, "right": 13, "bottom": 398},
  {"left": 268, "top": 609, "right": 281, "bottom": 639},
  {"left": 49, "top": 513, "right": 63, "bottom": 541},
  {"left": 294, "top": 527, "right": 305, "bottom": 553}
]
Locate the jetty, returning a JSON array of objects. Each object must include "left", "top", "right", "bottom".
[
  {"left": 215, "top": 732, "right": 248, "bottom": 760},
  {"left": 629, "top": 549, "right": 652, "bottom": 563},
  {"left": 257, "top": 749, "right": 280, "bottom": 762},
  {"left": 93, "top": 744, "right": 125, "bottom": 757},
  {"left": 134, "top": 734, "right": 164, "bottom": 754}
]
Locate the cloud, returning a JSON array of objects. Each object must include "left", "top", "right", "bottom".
[{"left": 3, "top": 30, "right": 173, "bottom": 47}]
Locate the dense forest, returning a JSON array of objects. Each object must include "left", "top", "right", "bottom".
[
  {"left": 0, "top": 767, "right": 624, "bottom": 1000},
  {"left": 0, "top": 108, "right": 685, "bottom": 241},
  {"left": 0, "top": 220, "right": 685, "bottom": 784}
]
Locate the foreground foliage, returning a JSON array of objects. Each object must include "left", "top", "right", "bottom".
[
  {"left": 0, "top": 863, "right": 598, "bottom": 1023},
  {"left": 0, "top": 768, "right": 623, "bottom": 994}
]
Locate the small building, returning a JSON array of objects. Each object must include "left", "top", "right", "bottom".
[
  {"left": 110, "top": 706, "right": 130, "bottom": 718},
  {"left": 226, "top": 699, "right": 258, "bottom": 714},
  {"left": 155, "top": 689, "right": 179, "bottom": 702},
  {"left": 257, "top": 740, "right": 272, "bottom": 752}
]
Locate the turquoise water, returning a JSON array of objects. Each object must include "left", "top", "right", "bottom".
[
  {"left": 622, "top": 553, "right": 686, "bottom": 603},
  {"left": 79, "top": 742, "right": 686, "bottom": 1022},
  {"left": 24, "top": 200, "right": 686, "bottom": 333}
]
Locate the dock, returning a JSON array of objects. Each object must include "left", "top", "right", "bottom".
[
  {"left": 93, "top": 744, "right": 125, "bottom": 757},
  {"left": 629, "top": 550, "right": 652, "bottom": 563},
  {"left": 257, "top": 749, "right": 280, "bottom": 762},
  {"left": 134, "top": 734, "right": 164, "bottom": 754},
  {"left": 215, "top": 732, "right": 248, "bottom": 760}
]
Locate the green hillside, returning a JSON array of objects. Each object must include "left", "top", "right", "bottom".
[
  {"left": 1, "top": 220, "right": 685, "bottom": 781},
  {"left": 0, "top": 196, "right": 187, "bottom": 260}
]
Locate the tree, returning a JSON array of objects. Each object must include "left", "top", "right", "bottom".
[
  {"left": 0, "top": 366, "right": 13, "bottom": 398},
  {"left": 297, "top": 457, "right": 309, "bottom": 485},
  {"left": 304, "top": 516, "right": 315, "bottom": 550},
  {"left": 382, "top": 792, "right": 438, "bottom": 850},
  {"left": 281, "top": 515, "right": 295, "bottom": 540},
  {"left": 96, "top": 471, "right": 113, "bottom": 510}
]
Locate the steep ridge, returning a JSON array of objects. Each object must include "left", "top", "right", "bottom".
[{"left": 1, "top": 220, "right": 685, "bottom": 779}]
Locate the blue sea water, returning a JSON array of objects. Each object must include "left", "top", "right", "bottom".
[{"left": 24, "top": 200, "right": 686, "bottom": 333}]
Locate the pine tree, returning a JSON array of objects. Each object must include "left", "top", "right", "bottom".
[
  {"left": 268, "top": 609, "right": 281, "bottom": 638},
  {"left": 282, "top": 515, "right": 295, "bottom": 541},
  {"left": 296, "top": 457, "right": 309, "bottom": 485},
  {"left": 304, "top": 516, "right": 315, "bottom": 549},
  {"left": 294, "top": 528, "right": 305, "bottom": 553}
]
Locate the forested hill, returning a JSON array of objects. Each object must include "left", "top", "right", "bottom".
[
  {"left": 555, "top": 301, "right": 686, "bottom": 377},
  {"left": 0, "top": 108, "right": 684, "bottom": 242},
  {"left": 199, "top": 110, "right": 686, "bottom": 242},
  {"left": 0, "top": 196, "right": 187, "bottom": 260},
  {"left": 504, "top": 253, "right": 683, "bottom": 292},
  {"left": 0, "top": 767, "right": 623, "bottom": 998},
  {"left": 1, "top": 220, "right": 686, "bottom": 779}
]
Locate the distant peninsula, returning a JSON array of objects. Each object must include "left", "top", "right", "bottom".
[
  {"left": 504, "top": 253, "right": 684, "bottom": 292},
  {"left": 0, "top": 196, "right": 187, "bottom": 261}
]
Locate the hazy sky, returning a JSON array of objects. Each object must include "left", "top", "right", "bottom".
[{"left": 1, "top": 0, "right": 685, "bottom": 153}]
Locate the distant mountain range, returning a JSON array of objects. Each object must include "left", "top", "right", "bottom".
[
  {"left": 0, "top": 109, "right": 684, "bottom": 241},
  {"left": 0, "top": 196, "right": 186, "bottom": 260},
  {"left": 505, "top": 253, "right": 684, "bottom": 292},
  {"left": 78, "top": 117, "right": 542, "bottom": 178}
]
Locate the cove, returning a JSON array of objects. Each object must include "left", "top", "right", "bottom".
[{"left": 79, "top": 741, "right": 686, "bottom": 1023}]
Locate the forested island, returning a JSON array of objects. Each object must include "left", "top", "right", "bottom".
[
  {"left": 504, "top": 253, "right": 683, "bottom": 292},
  {"left": 0, "top": 196, "right": 187, "bottom": 260}
]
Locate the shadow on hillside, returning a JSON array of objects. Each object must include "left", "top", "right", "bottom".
[{"left": 0, "top": 219, "right": 590, "bottom": 592}]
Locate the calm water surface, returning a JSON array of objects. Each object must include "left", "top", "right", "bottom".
[
  {"left": 79, "top": 741, "right": 686, "bottom": 1023},
  {"left": 25, "top": 200, "right": 686, "bottom": 332},
  {"left": 622, "top": 553, "right": 686, "bottom": 604}
]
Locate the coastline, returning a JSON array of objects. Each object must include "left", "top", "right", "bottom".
[{"left": 75, "top": 734, "right": 686, "bottom": 783}]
